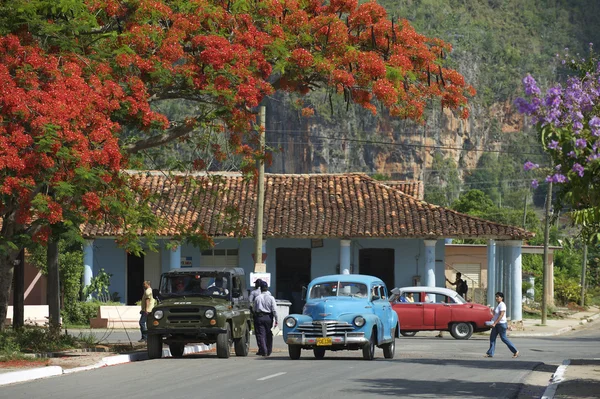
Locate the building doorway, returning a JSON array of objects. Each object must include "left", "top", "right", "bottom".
[
  {"left": 276, "top": 248, "right": 311, "bottom": 314},
  {"left": 359, "top": 249, "right": 395, "bottom": 291},
  {"left": 127, "top": 254, "right": 145, "bottom": 305}
]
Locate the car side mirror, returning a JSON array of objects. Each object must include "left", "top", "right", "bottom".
[
  {"left": 372, "top": 295, "right": 380, "bottom": 301},
  {"left": 301, "top": 286, "right": 307, "bottom": 300}
]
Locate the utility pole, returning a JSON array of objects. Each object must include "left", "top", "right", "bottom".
[
  {"left": 541, "top": 181, "right": 552, "bottom": 325},
  {"left": 581, "top": 242, "right": 587, "bottom": 307},
  {"left": 254, "top": 106, "right": 266, "bottom": 273},
  {"left": 522, "top": 188, "right": 528, "bottom": 228}
]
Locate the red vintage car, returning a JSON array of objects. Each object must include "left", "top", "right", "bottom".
[{"left": 390, "top": 286, "right": 493, "bottom": 340}]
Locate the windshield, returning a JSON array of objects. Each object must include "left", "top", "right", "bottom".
[
  {"left": 308, "top": 281, "right": 368, "bottom": 299},
  {"left": 160, "top": 273, "right": 230, "bottom": 298}
]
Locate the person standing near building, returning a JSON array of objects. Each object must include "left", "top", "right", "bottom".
[
  {"left": 249, "top": 279, "right": 263, "bottom": 305},
  {"left": 253, "top": 281, "right": 278, "bottom": 357},
  {"left": 139, "top": 281, "right": 155, "bottom": 343},
  {"left": 446, "top": 272, "right": 468, "bottom": 299},
  {"left": 484, "top": 292, "right": 519, "bottom": 358}
]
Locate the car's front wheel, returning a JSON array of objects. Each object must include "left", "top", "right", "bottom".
[
  {"left": 382, "top": 329, "right": 396, "bottom": 359},
  {"left": 234, "top": 324, "right": 250, "bottom": 356},
  {"left": 288, "top": 345, "right": 301, "bottom": 360},
  {"left": 147, "top": 334, "right": 163, "bottom": 359},
  {"left": 362, "top": 330, "right": 376, "bottom": 360},
  {"left": 400, "top": 331, "right": 417, "bottom": 337},
  {"left": 313, "top": 347, "right": 326, "bottom": 359},
  {"left": 169, "top": 343, "right": 185, "bottom": 358},
  {"left": 450, "top": 322, "right": 474, "bottom": 340},
  {"left": 217, "top": 323, "right": 232, "bottom": 358}
]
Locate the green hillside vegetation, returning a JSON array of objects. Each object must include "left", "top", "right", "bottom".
[{"left": 382, "top": 0, "right": 600, "bottom": 105}]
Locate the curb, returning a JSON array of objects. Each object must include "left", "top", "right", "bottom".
[
  {"left": 0, "top": 344, "right": 214, "bottom": 386},
  {"left": 541, "top": 359, "right": 570, "bottom": 399}
]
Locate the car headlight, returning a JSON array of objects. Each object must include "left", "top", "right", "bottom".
[
  {"left": 153, "top": 310, "right": 164, "bottom": 320},
  {"left": 284, "top": 317, "right": 296, "bottom": 328},
  {"left": 205, "top": 309, "right": 215, "bottom": 319},
  {"left": 353, "top": 316, "right": 365, "bottom": 327}
]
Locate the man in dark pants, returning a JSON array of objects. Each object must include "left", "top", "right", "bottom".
[{"left": 253, "top": 280, "right": 278, "bottom": 357}]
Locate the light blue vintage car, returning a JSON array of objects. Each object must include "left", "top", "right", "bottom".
[{"left": 283, "top": 274, "right": 399, "bottom": 360}]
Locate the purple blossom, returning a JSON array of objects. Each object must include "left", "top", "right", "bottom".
[
  {"left": 531, "top": 180, "right": 539, "bottom": 189},
  {"left": 567, "top": 151, "right": 577, "bottom": 158},
  {"left": 590, "top": 116, "right": 600, "bottom": 136},
  {"left": 547, "top": 140, "right": 560, "bottom": 150},
  {"left": 523, "top": 161, "right": 539, "bottom": 171},
  {"left": 522, "top": 74, "right": 541, "bottom": 96},
  {"left": 572, "top": 163, "right": 584, "bottom": 177},
  {"left": 546, "top": 173, "right": 568, "bottom": 184},
  {"left": 576, "top": 138, "right": 587, "bottom": 148}
]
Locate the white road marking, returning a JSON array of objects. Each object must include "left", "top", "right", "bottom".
[{"left": 257, "top": 372, "right": 287, "bottom": 381}]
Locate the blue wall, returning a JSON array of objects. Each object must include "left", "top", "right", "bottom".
[{"left": 91, "top": 237, "right": 446, "bottom": 303}]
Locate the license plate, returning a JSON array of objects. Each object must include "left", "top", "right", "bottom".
[{"left": 316, "top": 337, "right": 332, "bottom": 346}]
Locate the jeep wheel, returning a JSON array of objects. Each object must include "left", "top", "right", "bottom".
[
  {"left": 288, "top": 345, "right": 301, "bottom": 360},
  {"left": 147, "top": 335, "right": 163, "bottom": 359},
  {"left": 400, "top": 331, "right": 417, "bottom": 337},
  {"left": 234, "top": 325, "right": 250, "bottom": 356},
  {"left": 362, "top": 330, "right": 376, "bottom": 360},
  {"left": 450, "top": 322, "right": 474, "bottom": 340},
  {"left": 313, "top": 347, "right": 326, "bottom": 359},
  {"left": 382, "top": 329, "right": 396, "bottom": 359},
  {"left": 169, "top": 343, "right": 185, "bottom": 358},
  {"left": 217, "top": 323, "right": 232, "bottom": 358}
]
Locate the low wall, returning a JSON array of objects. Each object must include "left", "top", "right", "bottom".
[
  {"left": 90, "top": 306, "right": 140, "bottom": 329},
  {"left": 5, "top": 305, "right": 53, "bottom": 326}
]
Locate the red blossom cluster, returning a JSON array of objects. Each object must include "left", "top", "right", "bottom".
[{"left": 0, "top": 0, "right": 474, "bottom": 244}]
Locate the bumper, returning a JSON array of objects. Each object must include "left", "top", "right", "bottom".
[
  {"left": 148, "top": 327, "right": 227, "bottom": 336},
  {"left": 285, "top": 332, "right": 367, "bottom": 346}
]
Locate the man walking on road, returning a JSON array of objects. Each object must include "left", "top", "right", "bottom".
[
  {"left": 253, "top": 280, "right": 278, "bottom": 357},
  {"left": 139, "top": 281, "right": 155, "bottom": 343}
]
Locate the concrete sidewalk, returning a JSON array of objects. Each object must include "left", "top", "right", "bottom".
[{"left": 1, "top": 306, "right": 599, "bottom": 396}]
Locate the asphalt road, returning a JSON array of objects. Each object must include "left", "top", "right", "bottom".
[{"left": 1, "top": 328, "right": 598, "bottom": 399}]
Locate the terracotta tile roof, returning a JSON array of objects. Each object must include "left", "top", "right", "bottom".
[
  {"left": 81, "top": 172, "right": 534, "bottom": 240},
  {"left": 381, "top": 180, "right": 424, "bottom": 200}
]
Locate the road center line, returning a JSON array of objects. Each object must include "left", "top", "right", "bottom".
[{"left": 257, "top": 372, "right": 287, "bottom": 381}]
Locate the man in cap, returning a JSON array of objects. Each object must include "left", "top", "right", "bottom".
[
  {"left": 248, "top": 279, "right": 263, "bottom": 305},
  {"left": 253, "top": 280, "right": 278, "bottom": 357}
]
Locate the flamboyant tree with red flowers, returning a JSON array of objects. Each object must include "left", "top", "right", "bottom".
[{"left": 0, "top": 0, "right": 474, "bottom": 328}]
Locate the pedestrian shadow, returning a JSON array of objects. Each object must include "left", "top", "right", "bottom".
[
  {"left": 404, "top": 357, "right": 550, "bottom": 372},
  {"left": 344, "top": 377, "right": 539, "bottom": 398}
]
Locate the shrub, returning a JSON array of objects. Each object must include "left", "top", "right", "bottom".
[{"left": 62, "top": 300, "right": 123, "bottom": 326}]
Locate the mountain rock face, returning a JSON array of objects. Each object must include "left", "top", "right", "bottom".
[{"left": 264, "top": 91, "right": 519, "bottom": 180}]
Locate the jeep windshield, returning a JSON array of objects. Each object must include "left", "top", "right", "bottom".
[
  {"left": 308, "top": 281, "right": 368, "bottom": 299},
  {"left": 159, "top": 272, "right": 231, "bottom": 299}
]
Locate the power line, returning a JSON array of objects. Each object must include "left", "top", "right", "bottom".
[{"left": 264, "top": 130, "right": 546, "bottom": 156}]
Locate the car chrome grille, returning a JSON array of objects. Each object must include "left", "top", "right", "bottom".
[{"left": 297, "top": 320, "right": 354, "bottom": 337}]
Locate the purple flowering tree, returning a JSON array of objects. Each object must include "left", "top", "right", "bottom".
[{"left": 516, "top": 47, "right": 600, "bottom": 240}]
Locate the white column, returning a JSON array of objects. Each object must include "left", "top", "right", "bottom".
[
  {"left": 340, "top": 240, "right": 351, "bottom": 274},
  {"left": 486, "top": 240, "right": 496, "bottom": 307},
  {"left": 83, "top": 240, "right": 94, "bottom": 300},
  {"left": 507, "top": 240, "right": 523, "bottom": 321},
  {"left": 170, "top": 243, "right": 181, "bottom": 270},
  {"left": 424, "top": 240, "right": 437, "bottom": 287}
]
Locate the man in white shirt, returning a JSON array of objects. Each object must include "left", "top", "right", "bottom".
[{"left": 253, "top": 281, "right": 278, "bottom": 357}]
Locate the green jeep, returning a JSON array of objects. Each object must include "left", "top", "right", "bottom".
[{"left": 147, "top": 267, "right": 252, "bottom": 359}]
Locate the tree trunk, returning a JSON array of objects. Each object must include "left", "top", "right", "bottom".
[
  {"left": 0, "top": 250, "right": 19, "bottom": 331},
  {"left": 47, "top": 239, "right": 61, "bottom": 334}
]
